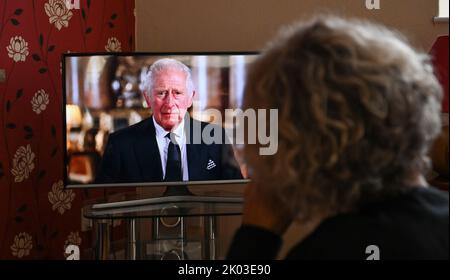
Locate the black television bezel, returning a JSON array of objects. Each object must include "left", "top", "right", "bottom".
[{"left": 61, "top": 51, "right": 258, "bottom": 189}]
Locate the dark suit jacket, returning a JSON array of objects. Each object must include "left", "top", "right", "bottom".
[{"left": 96, "top": 117, "right": 243, "bottom": 183}]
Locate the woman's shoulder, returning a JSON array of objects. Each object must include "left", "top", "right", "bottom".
[{"left": 286, "top": 187, "right": 449, "bottom": 260}]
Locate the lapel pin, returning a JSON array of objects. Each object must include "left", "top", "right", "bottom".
[{"left": 206, "top": 159, "right": 216, "bottom": 170}]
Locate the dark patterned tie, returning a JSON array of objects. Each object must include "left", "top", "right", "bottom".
[{"left": 164, "top": 133, "right": 182, "bottom": 182}]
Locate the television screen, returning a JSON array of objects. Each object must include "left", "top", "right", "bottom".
[{"left": 62, "top": 52, "right": 257, "bottom": 188}]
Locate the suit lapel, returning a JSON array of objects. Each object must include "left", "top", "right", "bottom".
[
  {"left": 186, "top": 117, "right": 205, "bottom": 180},
  {"left": 133, "top": 118, "right": 164, "bottom": 182}
]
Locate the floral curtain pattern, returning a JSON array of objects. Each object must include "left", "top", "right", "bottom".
[
  {"left": 0, "top": 0, "right": 134, "bottom": 259},
  {"left": 6, "top": 36, "right": 29, "bottom": 62},
  {"left": 44, "top": 0, "right": 74, "bottom": 31}
]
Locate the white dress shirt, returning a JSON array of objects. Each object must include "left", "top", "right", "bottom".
[{"left": 153, "top": 117, "right": 189, "bottom": 181}]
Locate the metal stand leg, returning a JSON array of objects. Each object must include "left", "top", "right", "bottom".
[
  {"left": 94, "top": 219, "right": 111, "bottom": 260},
  {"left": 180, "top": 217, "right": 185, "bottom": 260},
  {"left": 126, "top": 219, "right": 137, "bottom": 260},
  {"left": 203, "top": 216, "right": 216, "bottom": 260}
]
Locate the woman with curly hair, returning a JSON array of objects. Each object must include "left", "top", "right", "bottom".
[{"left": 227, "top": 16, "right": 448, "bottom": 260}]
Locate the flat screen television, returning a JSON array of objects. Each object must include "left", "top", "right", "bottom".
[{"left": 62, "top": 52, "right": 257, "bottom": 189}]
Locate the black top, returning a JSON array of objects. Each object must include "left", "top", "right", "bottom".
[{"left": 227, "top": 186, "right": 449, "bottom": 260}]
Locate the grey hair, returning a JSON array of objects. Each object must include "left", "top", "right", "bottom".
[
  {"left": 143, "top": 58, "right": 195, "bottom": 99},
  {"left": 244, "top": 16, "right": 443, "bottom": 222}
]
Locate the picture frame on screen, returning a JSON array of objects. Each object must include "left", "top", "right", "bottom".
[{"left": 61, "top": 52, "right": 257, "bottom": 190}]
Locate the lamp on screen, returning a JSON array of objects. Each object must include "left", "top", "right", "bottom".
[{"left": 66, "top": 104, "right": 82, "bottom": 151}]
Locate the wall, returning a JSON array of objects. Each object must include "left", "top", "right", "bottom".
[
  {"left": 0, "top": 0, "right": 134, "bottom": 259},
  {"left": 136, "top": 0, "right": 448, "bottom": 52}
]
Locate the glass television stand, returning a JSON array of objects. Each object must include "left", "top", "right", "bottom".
[{"left": 82, "top": 180, "right": 247, "bottom": 260}]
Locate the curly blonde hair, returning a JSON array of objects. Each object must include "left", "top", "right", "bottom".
[{"left": 244, "top": 16, "right": 443, "bottom": 221}]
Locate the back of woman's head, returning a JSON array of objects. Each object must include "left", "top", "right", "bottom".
[{"left": 244, "top": 16, "right": 443, "bottom": 220}]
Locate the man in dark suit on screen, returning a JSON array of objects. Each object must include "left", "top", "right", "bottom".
[{"left": 96, "top": 58, "right": 243, "bottom": 184}]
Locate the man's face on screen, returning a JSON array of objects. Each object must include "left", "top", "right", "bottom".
[{"left": 146, "top": 69, "right": 194, "bottom": 131}]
